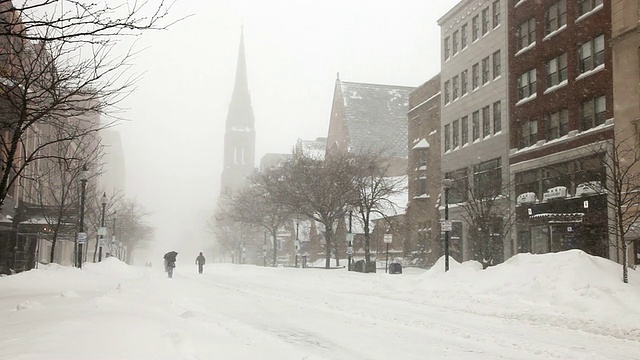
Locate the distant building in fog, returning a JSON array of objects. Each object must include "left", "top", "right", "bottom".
[
  {"left": 99, "top": 129, "right": 126, "bottom": 195},
  {"left": 260, "top": 153, "right": 292, "bottom": 171}
]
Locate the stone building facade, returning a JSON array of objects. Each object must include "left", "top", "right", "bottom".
[
  {"left": 438, "top": 0, "right": 511, "bottom": 263},
  {"left": 611, "top": 0, "right": 640, "bottom": 265}
]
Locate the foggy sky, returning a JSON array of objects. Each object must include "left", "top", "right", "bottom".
[{"left": 116, "top": 0, "right": 460, "bottom": 261}]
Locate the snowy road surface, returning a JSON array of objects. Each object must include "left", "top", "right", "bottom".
[{"left": 1, "top": 251, "right": 639, "bottom": 359}]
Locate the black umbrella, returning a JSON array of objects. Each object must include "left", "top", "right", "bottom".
[{"left": 163, "top": 251, "right": 178, "bottom": 262}]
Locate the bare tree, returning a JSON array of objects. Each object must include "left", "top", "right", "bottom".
[
  {"left": 107, "top": 197, "right": 152, "bottom": 264},
  {"left": 579, "top": 134, "right": 640, "bottom": 283},
  {"left": 261, "top": 152, "right": 359, "bottom": 269},
  {"left": 208, "top": 201, "right": 242, "bottom": 262},
  {"left": 216, "top": 173, "right": 293, "bottom": 266},
  {"left": 351, "top": 152, "right": 406, "bottom": 271},
  {"left": 451, "top": 160, "right": 514, "bottom": 269},
  {"left": 32, "top": 131, "right": 103, "bottom": 263},
  {"left": 0, "top": 0, "right": 176, "bottom": 211}
]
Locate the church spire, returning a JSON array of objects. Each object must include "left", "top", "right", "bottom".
[
  {"left": 232, "top": 26, "right": 249, "bottom": 102},
  {"left": 226, "top": 27, "right": 254, "bottom": 128},
  {"left": 220, "top": 28, "right": 256, "bottom": 195}
]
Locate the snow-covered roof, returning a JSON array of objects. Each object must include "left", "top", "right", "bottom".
[
  {"left": 412, "top": 138, "right": 430, "bottom": 149},
  {"left": 340, "top": 81, "right": 414, "bottom": 158},
  {"left": 296, "top": 137, "right": 326, "bottom": 160}
]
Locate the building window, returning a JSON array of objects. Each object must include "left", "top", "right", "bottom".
[
  {"left": 578, "top": 34, "right": 605, "bottom": 74},
  {"left": 452, "top": 75, "right": 459, "bottom": 101},
  {"left": 453, "top": 119, "right": 460, "bottom": 148},
  {"left": 546, "top": 53, "right": 567, "bottom": 88},
  {"left": 482, "top": 56, "right": 490, "bottom": 84},
  {"left": 482, "top": 8, "right": 490, "bottom": 35},
  {"left": 493, "top": 50, "right": 501, "bottom": 79},
  {"left": 461, "top": 23, "right": 468, "bottom": 48},
  {"left": 580, "top": 95, "right": 606, "bottom": 130},
  {"left": 546, "top": 0, "right": 567, "bottom": 34},
  {"left": 461, "top": 70, "right": 468, "bottom": 95},
  {"left": 444, "top": 123, "right": 451, "bottom": 151},
  {"left": 519, "top": 119, "right": 538, "bottom": 148},
  {"left": 577, "top": 0, "right": 603, "bottom": 16},
  {"left": 472, "top": 111, "right": 480, "bottom": 141},
  {"left": 546, "top": 108, "right": 569, "bottom": 140},
  {"left": 482, "top": 106, "right": 490, "bottom": 138},
  {"left": 419, "top": 177, "right": 427, "bottom": 195},
  {"left": 472, "top": 63, "right": 480, "bottom": 89},
  {"left": 461, "top": 115, "right": 469, "bottom": 145},
  {"left": 493, "top": 1, "right": 501, "bottom": 28},
  {"left": 517, "top": 69, "right": 537, "bottom": 100},
  {"left": 517, "top": 18, "right": 536, "bottom": 50},
  {"left": 474, "top": 158, "right": 502, "bottom": 198},
  {"left": 444, "top": 36, "right": 450, "bottom": 60},
  {"left": 472, "top": 15, "right": 479, "bottom": 41},
  {"left": 493, "top": 101, "right": 501, "bottom": 133},
  {"left": 444, "top": 80, "right": 450, "bottom": 104},
  {"left": 515, "top": 169, "right": 541, "bottom": 203},
  {"left": 446, "top": 168, "right": 468, "bottom": 204},
  {"left": 418, "top": 150, "right": 428, "bottom": 167},
  {"left": 452, "top": 30, "right": 459, "bottom": 55}
]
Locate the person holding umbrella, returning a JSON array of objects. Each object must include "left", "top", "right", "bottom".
[{"left": 163, "top": 251, "right": 178, "bottom": 278}]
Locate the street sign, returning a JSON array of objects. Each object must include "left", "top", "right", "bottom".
[
  {"left": 441, "top": 220, "right": 452, "bottom": 232},
  {"left": 77, "top": 232, "right": 87, "bottom": 244},
  {"left": 383, "top": 234, "right": 393, "bottom": 243},
  {"left": 347, "top": 246, "right": 354, "bottom": 255},
  {"left": 346, "top": 233, "right": 354, "bottom": 243},
  {"left": 98, "top": 227, "right": 107, "bottom": 236}
]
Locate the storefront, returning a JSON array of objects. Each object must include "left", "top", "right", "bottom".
[{"left": 516, "top": 194, "right": 608, "bottom": 258}]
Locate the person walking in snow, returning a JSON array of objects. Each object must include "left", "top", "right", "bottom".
[
  {"left": 164, "top": 251, "right": 178, "bottom": 278},
  {"left": 195, "top": 252, "right": 206, "bottom": 274}
]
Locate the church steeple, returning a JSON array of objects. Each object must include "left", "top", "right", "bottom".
[{"left": 220, "top": 28, "right": 256, "bottom": 195}]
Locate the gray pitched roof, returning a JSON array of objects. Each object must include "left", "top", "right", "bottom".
[{"left": 340, "top": 81, "right": 414, "bottom": 158}]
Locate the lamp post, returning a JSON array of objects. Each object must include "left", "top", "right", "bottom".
[
  {"left": 442, "top": 177, "right": 454, "bottom": 272},
  {"left": 111, "top": 211, "right": 117, "bottom": 259},
  {"left": 295, "top": 218, "right": 299, "bottom": 268},
  {"left": 98, "top": 192, "right": 107, "bottom": 262},
  {"left": 347, "top": 210, "right": 353, "bottom": 271},
  {"left": 77, "top": 165, "right": 88, "bottom": 268}
]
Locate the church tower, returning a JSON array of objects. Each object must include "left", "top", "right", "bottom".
[{"left": 220, "top": 29, "right": 256, "bottom": 195}]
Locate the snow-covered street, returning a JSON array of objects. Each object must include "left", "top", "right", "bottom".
[{"left": 1, "top": 251, "right": 640, "bottom": 360}]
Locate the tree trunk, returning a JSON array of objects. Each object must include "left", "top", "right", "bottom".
[
  {"left": 272, "top": 229, "right": 278, "bottom": 267},
  {"left": 325, "top": 231, "right": 331, "bottom": 269},
  {"left": 333, "top": 236, "right": 340, "bottom": 267},
  {"left": 49, "top": 234, "right": 58, "bottom": 264}
]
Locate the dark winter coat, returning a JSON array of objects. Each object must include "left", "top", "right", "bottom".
[{"left": 196, "top": 255, "right": 206, "bottom": 265}]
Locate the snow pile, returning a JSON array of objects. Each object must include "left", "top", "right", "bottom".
[{"left": 413, "top": 250, "right": 640, "bottom": 338}]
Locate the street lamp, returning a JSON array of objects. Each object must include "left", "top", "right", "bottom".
[
  {"left": 77, "top": 165, "right": 89, "bottom": 268},
  {"left": 442, "top": 177, "right": 454, "bottom": 272},
  {"left": 111, "top": 211, "right": 117, "bottom": 259},
  {"left": 98, "top": 192, "right": 107, "bottom": 262},
  {"left": 347, "top": 210, "right": 353, "bottom": 271},
  {"left": 295, "top": 218, "right": 300, "bottom": 268}
]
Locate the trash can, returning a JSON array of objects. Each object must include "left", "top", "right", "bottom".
[
  {"left": 354, "top": 260, "right": 366, "bottom": 273},
  {"left": 389, "top": 263, "right": 402, "bottom": 274}
]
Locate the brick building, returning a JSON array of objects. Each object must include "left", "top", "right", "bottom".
[
  {"left": 508, "top": 0, "right": 614, "bottom": 259},
  {"left": 406, "top": 75, "right": 442, "bottom": 266}
]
